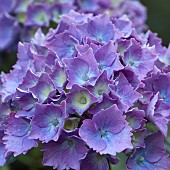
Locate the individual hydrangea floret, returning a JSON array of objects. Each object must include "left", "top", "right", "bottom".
[
  {"left": 77, "top": 0, "right": 100, "bottom": 13},
  {"left": 14, "top": 0, "right": 34, "bottom": 13},
  {"left": 0, "top": 13, "right": 19, "bottom": 50},
  {"left": 94, "top": 41, "right": 123, "bottom": 77},
  {"left": 50, "top": 3, "right": 75, "bottom": 23},
  {"left": 61, "top": 10, "right": 93, "bottom": 25},
  {"left": 146, "top": 92, "right": 170, "bottom": 136},
  {"left": 123, "top": 39, "right": 157, "bottom": 80},
  {"left": 110, "top": 73, "right": 142, "bottom": 112},
  {"left": 80, "top": 150, "right": 119, "bottom": 170},
  {"left": 41, "top": 130, "right": 88, "bottom": 170},
  {"left": 63, "top": 48, "right": 100, "bottom": 88},
  {"left": 12, "top": 89, "right": 38, "bottom": 118},
  {"left": 18, "top": 70, "right": 39, "bottom": 91},
  {"left": 0, "top": 63, "right": 29, "bottom": 101},
  {"left": 29, "top": 101, "right": 66, "bottom": 143},
  {"left": 47, "top": 29, "right": 80, "bottom": 60},
  {"left": 78, "top": 13, "right": 122, "bottom": 43},
  {"left": 88, "top": 71, "right": 113, "bottom": 101},
  {"left": 66, "top": 84, "right": 97, "bottom": 115},
  {"left": 126, "top": 108, "right": 146, "bottom": 131},
  {"left": 127, "top": 132, "right": 170, "bottom": 170},
  {"left": 29, "top": 73, "right": 55, "bottom": 103},
  {"left": 49, "top": 61, "right": 67, "bottom": 92},
  {"left": 112, "top": 15, "right": 133, "bottom": 38},
  {"left": 3, "top": 112, "right": 38, "bottom": 157},
  {"left": 146, "top": 73, "right": 170, "bottom": 106},
  {"left": 25, "top": 4, "right": 50, "bottom": 27},
  {"left": 89, "top": 93, "right": 116, "bottom": 115},
  {"left": 79, "top": 104, "right": 133, "bottom": 155}
]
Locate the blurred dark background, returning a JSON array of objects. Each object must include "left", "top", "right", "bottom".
[{"left": 0, "top": 0, "right": 170, "bottom": 170}]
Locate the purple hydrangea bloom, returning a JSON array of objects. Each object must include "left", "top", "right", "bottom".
[
  {"left": 41, "top": 130, "right": 88, "bottom": 170},
  {"left": 89, "top": 93, "right": 116, "bottom": 115},
  {"left": 94, "top": 41, "right": 123, "bottom": 76},
  {"left": 66, "top": 84, "right": 97, "bottom": 115},
  {"left": 14, "top": 0, "right": 34, "bottom": 13},
  {"left": 25, "top": 4, "right": 50, "bottom": 27},
  {"left": 112, "top": 0, "right": 147, "bottom": 32},
  {"left": 127, "top": 132, "right": 170, "bottom": 170},
  {"left": 0, "top": 13, "right": 19, "bottom": 50},
  {"left": 123, "top": 39, "right": 157, "bottom": 79},
  {"left": 146, "top": 92, "right": 170, "bottom": 136},
  {"left": 47, "top": 29, "right": 80, "bottom": 60},
  {"left": 29, "top": 101, "right": 66, "bottom": 143},
  {"left": 132, "top": 129, "right": 146, "bottom": 149},
  {"left": 63, "top": 48, "right": 100, "bottom": 88},
  {"left": 12, "top": 89, "right": 38, "bottom": 118},
  {"left": 0, "top": 1, "right": 170, "bottom": 168},
  {"left": 112, "top": 15, "right": 133, "bottom": 38},
  {"left": 18, "top": 70, "right": 39, "bottom": 91},
  {"left": 78, "top": 13, "right": 122, "bottom": 43},
  {"left": 77, "top": 0, "right": 99, "bottom": 13},
  {"left": 29, "top": 73, "right": 55, "bottom": 103},
  {"left": 0, "top": 103, "right": 10, "bottom": 130},
  {"left": 0, "top": 0, "right": 15, "bottom": 14},
  {"left": 88, "top": 71, "right": 113, "bottom": 101},
  {"left": 50, "top": 3, "right": 75, "bottom": 23},
  {"left": 110, "top": 73, "right": 142, "bottom": 112},
  {"left": 80, "top": 150, "right": 119, "bottom": 170},
  {"left": 79, "top": 104, "right": 133, "bottom": 155},
  {"left": 49, "top": 61, "right": 67, "bottom": 92},
  {"left": 126, "top": 108, "right": 146, "bottom": 131},
  {"left": 3, "top": 112, "right": 38, "bottom": 156}
]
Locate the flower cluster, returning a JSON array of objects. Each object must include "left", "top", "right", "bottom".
[
  {"left": 0, "top": 2, "right": 170, "bottom": 170},
  {"left": 0, "top": 0, "right": 146, "bottom": 52}
]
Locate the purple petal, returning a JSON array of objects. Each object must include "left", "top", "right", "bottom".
[
  {"left": 3, "top": 113, "right": 37, "bottom": 156},
  {"left": 42, "top": 130, "right": 88, "bottom": 169}
]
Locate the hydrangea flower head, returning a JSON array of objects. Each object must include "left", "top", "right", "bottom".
[
  {"left": 0, "top": 1, "right": 170, "bottom": 169},
  {"left": 79, "top": 104, "right": 133, "bottom": 155}
]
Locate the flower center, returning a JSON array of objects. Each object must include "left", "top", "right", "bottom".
[
  {"left": 79, "top": 96, "right": 87, "bottom": 104},
  {"left": 82, "top": 74, "right": 89, "bottom": 81},
  {"left": 136, "top": 156, "right": 145, "bottom": 164},
  {"left": 129, "top": 60, "right": 135, "bottom": 66},
  {"left": 99, "top": 129, "right": 108, "bottom": 138},
  {"left": 67, "top": 139, "right": 74, "bottom": 147},
  {"left": 98, "top": 89, "right": 104, "bottom": 95},
  {"left": 51, "top": 118, "right": 59, "bottom": 127}
]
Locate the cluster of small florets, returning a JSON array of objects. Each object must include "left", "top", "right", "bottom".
[
  {"left": 0, "top": 0, "right": 146, "bottom": 52},
  {"left": 0, "top": 2, "right": 170, "bottom": 170}
]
